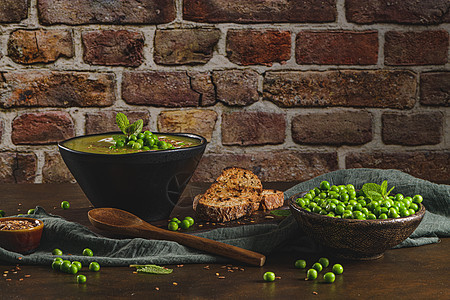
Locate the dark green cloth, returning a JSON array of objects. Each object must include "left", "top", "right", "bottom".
[{"left": 1, "top": 169, "right": 448, "bottom": 266}]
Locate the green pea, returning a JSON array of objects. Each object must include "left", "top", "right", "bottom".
[
  {"left": 142, "top": 146, "right": 150, "bottom": 151},
  {"left": 129, "top": 134, "right": 137, "bottom": 141},
  {"left": 413, "top": 195, "right": 423, "bottom": 204},
  {"left": 89, "top": 262, "right": 100, "bottom": 272},
  {"left": 132, "top": 142, "right": 142, "bottom": 150},
  {"left": 53, "top": 257, "right": 64, "bottom": 263},
  {"left": 306, "top": 269, "right": 318, "bottom": 280},
  {"left": 168, "top": 221, "right": 178, "bottom": 231},
  {"left": 379, "top": 213, "right": 388, "bottom": 219},
  {"left": 410, "top": 203, "right": 419, "bottom": 212},
  {"left": 77, "top": 274, "right": 87, "bottom": 284},
  {"left": 346, "top": 184, "right": 355, "bottom": 191},
  {"left": 52, "top": 260, "right": 62, "bottom": 271},
  {"left": 294, "top": 259, "right": 307, "bottom": 269},
  {"left": 180, "top": 219, "right": 191, "bottom": 230},
  {"left": 367, "top": 213, "right": 377, "bottom": 220},
  {"left": 334, "top": 205, "right": 345, "bottom": 215},
  {"left": 330, "top": 185, "right": 339, "bottom": 193},
  {"left": 312, "top": 262, "right": 323, "bottom": 272},
  {"left": 332, "top": 264, "right": 343, "bottom": 275},
  {"left": 395, "top": 194, "right": 404, "bottom": 201},
  {"left": 263, "top": 271, "right": 276, "bottom": 282},
  {"left": 184, "top": 217, "right": 195, "bottom": 227},
  {"left": 388, "top": 208, "right": 398, "bottom": 218},
  {"left": 115, "top": 141, "right": 125, "bottom": 148},
  {"left": 61, "top": 201, "right": 70, "bottom": 209},
  {"left": 69, "top": 264, "right": 79, "bottom": 275},
  {"left": 72, "top": 261, "right": 82, "bottom": 271},
  {"left": 339, "top": 193, "right": 350, "bottom": 202},
  {"left": 82, "top": 248, "right": 94, "bottom": 257},
  {"left": 52, "top": 248, "right": 63, "bottom": 256},
  {"left": 60, "top": 260, "right": 72, "bottom": 273},
  {"left": 361, "top": 208, "right": 370, "bottom": 216},
  {"left": 352, "top": 211, "right": 363, "bottom": 219},
  {"left": 144, "top": 130, "right": 152, "bottom": 136},
  {"left": 318, "top": 257, "right": 329, "bottom": 268},
  {"left": 137, "top": 133, "right": 145, "bottom": 140},
  {"left": 408, "top": 208, "right": 416, "bottom": 215},
  {"left": 320, "top": 181, "right": 331, "bottom": 191},
  {"left": 0, "top": 210, "right": 5, "bottom": 217},
  {"left": 323, "top": 272, "right": 336, "bottom": 283},
  {"left": 27, "top": 208, "right": 35, "bottom": 214}
]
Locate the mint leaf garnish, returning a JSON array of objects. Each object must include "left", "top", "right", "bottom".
[
  {"left": 130, "top": 264, "right": 173, "bottom": 275},
  {"left": 362, "top": 180, "right": 395, "bottom": 201},
  {"left": 270, "top": 209, "right": 291, "bottom": 217},
  {"left": 367, "top": 191, "right": 383, "bottom": 201},
  {"left": 116, "top": 113, "right": 129, "bottom": 135},
  {"left": 130, "top": 119, "right": 143, "bottom": 136},
  {"left": 381, "top": 180, "right": 387, "bottom": 195},
  {"left": 362, "top": 183, "right": 382, "bottom": 196}
]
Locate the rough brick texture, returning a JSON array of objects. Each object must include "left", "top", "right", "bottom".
[
  {"left": 292, "top": 111, "right": 373, "bottom": 145},
  {"left": 154, "top": 29, "right": 220, "bottom": 65},
  {"left": 263, "top": 70, "right": 416, "bottom": 109},
  {"left": 38, "top": 0, "right": 176, "bottom": 25},
  {"left": 296, "top": 31, "right": 378, "bottom": 65},
  {"left": 183, "top": 0, "right": 336, "bottom": 23},
  {"left": 0, "top": 0, "right": 28, "bottom": 23},
  {"left": 227, "top": 30, "right": 291, "bottom": 66},
  {"left": 346, "top": 152, "right": 450, "bottom": 184},
  {"left": 385, "top": 31, "right": 449, "bottom": 66},
  {"left": 192, "top": 151, "right": 338, "bottom": 183},
  {"left": 85, "top": 111, "right": 150, "bottom": 135},
  {"left": 8, "top": 29, "right": 73, "bottom": 64},
  {"left": 82, "top": 30, "right": 144, "bottom": 67},
  {"left": 188, "top": 72, "right": 216, "bottom": 106},
  {"left": 212, "top": 70, "right": 259, "bottom": 106},
  {"left": 12, "top": 111, "right": 75, "bottom": 145},
  {"left": 0, "top": 119, "right": 3, "bottom": 141},
  {"left": 420, "top": 72, "right": 450, "bottom": 106},
  {"left": 0, "top": 152, "right": 37, "bottom": 183},
  {"left": 42, "top": 152, "right": 74, "bottom": 183},
  {"left": 0, "top": 71, "right": 115, "bottom": 108},
  {"left": 382, "top": 112, "right": 443, "bottom": 146},
  {"left": 158, "top": 109, "right": 218, "bottom": 141},
  {"left": 122, "top": 71, "right": 201, "bottom": 107},
  {"left": 346, "top": 0, "right": 450, "bottom": 25},
  {"left": 222, "top": 112, "right": 286, "bottom": 146}
]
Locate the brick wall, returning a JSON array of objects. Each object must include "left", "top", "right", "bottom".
[{"left": 0, "top": 0, "right": 449, "bottom": 184}]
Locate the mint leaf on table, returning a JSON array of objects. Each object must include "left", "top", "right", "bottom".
[
  {"left": 116, "top": 113, "right": 129, "bottom": 134},
  {"left": 130, "top": 264, "right": 173, "bottom": 275},
  {"left": 270, "top": 209, "right": 291, "bottom": 217}
]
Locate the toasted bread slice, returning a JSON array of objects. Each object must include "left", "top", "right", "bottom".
[
  {"left": 260, "top": 189, "right": 284, "bottom": 210},
  {"left": 195, "top": 167, "right": 263, "bottom": 222}
]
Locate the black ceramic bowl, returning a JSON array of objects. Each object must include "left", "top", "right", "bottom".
[
  {"left": 289, "top": 192, "right": 426, "bottom": 260},
  {"left": 58, "top": 132, "right": 207, "bottom": 222}
]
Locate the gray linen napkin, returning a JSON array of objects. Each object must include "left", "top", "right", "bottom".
[{"left": 1, "top": 168, "right": 448, "bottom": 266}]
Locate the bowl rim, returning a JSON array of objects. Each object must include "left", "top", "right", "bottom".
[
  {"left": 0, "top": 217, "right": 44, "bottom": 233},
  {"left": 288, "top": 191, "right": 426, "bottom": 224},
  {"left": 57, "top": 131, "right": 208, "bottom": 157}
]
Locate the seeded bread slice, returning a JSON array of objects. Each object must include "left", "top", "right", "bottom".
[
  {"left": 195, "top": 167, "right": 263, "bottom": 222},
  {"left": 260, "top": 189, "right": 284, "bottom": 211}
]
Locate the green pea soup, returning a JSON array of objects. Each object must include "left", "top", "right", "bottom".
[{"left": 63, "top": 133, "right": 202, "bottom": 154}]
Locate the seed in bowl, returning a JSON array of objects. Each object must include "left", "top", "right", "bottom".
[{"left": 295, "top": 180, "right": 422, "bottom": 220}]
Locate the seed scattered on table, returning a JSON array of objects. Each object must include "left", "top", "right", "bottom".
[
  {"left": 24, "top": 275, "right": 30, "bottom": 278},
  {"left": 313, "top": 291, "right": 318, "bottom": 295},
  {"left": 218, "top": 276, "right": 225, "bottom": 279},
  {"left": 155, "top": 287, "right": 159, "bottom": 291},
  {"left": 215, "top": 272, "right": 220, "bottom": 276},
  {"left": 172, "top": 282, "right": 178, "bottom": 286},
  {"left": 276, "top": 276, "right": 281, "bottom": 280}
]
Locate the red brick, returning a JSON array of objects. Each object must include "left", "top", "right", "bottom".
[
  {"left": 226, "top": 30, "right": 291, "bottom": 66},
  {"left": 263, "top": 70, "right": 416, "bottom": 109},
  {"left": 8, "top": 29, "right": 73, "bottom": 64},
  {"left": 292, "top": 111, "right": 373, "bottom": 145},
  {"left": 158, "top": 109, "right": 218, "bottom": 141},
  {"left": 420, "top": 72, "right": 450, "bottom": 106},
  {"left": 122, "top": 71, "right": 201, "bottom": 107},
  {"left": 82, "top": 30, "right": 144, "bottom": 67},
  {"left": 38, "top": 0, "right": 175, "bottom": 25},
  {"left": 154, "top": 29, "right": 220, "bottom": 65},
  {"left": 212, "top": 70, "right": 259, "bottom": 106},
  {"left": 385, "top": 31, "right": 449, "bottom": 66},
  {"left": 0, "top": 71, "right": 115, "bottom": 108},
  {"left": 296, "top": 31, "right": 378, "bottom": 65},
  {"left": 85, "top": 111, "right": 150, "bottom": 135},
  {"left": 0, "top": 0, "right": 28, "bottom": 23},
  {"left": 0, "top": 152, "right": 37, "bottom": 183},
  {"left": 42, "top": 152, "right": 74, "bottom": 183},
  {"left": 346, "top": 152, "right": 450, "bottom": 184},
  {"left": 346, "top": 0, "right": 450, "bottom": 25},
  {"left": 382, "top": 112, "right": 443, "bottom": 146},
  {"left": 192, "top": 151, "right": 338, "bottom": 183},
  {"left": 12, "top": 111, "right": 75, "bottom": 145},
  {"left": 222, "top": 112, "right": 286, "bottom": 146},
  {"left": 183, "top": 0, "right": 336, "bottom": 23},
  {"left": 188, "top": 72, "right": 216, "bottom": 106}
]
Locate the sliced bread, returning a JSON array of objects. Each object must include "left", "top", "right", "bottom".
[
  {"left": 195, "top": 167, "right": 263, "bottom": 222},
  {"left": 260, "top": 189, "right": 284, "bottom": 211}
]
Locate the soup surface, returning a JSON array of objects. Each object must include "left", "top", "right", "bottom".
[{"left": 63, "top": 133, "right": 202, "bottom": 154}]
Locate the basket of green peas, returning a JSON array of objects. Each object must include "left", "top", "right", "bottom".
[{"left": 288, "top": 180, "right": 426, "bottom": 260}]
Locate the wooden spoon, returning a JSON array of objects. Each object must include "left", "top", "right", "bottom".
[{"left": 88, "top": 207, "right": 266, "bottom": 267}]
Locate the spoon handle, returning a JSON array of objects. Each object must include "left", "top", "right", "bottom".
[{"left": 135, "top": 223, "right": 266, "bottom": 267}]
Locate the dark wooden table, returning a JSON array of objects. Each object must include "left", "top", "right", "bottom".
[{"left": 0, "top": 183, "right": 449, "bottom": 299}]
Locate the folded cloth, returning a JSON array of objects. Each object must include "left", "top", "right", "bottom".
[{"left": 1, "top": 168, "right": 448, "bottom": 266}]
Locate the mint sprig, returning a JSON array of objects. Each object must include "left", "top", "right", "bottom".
[
  {"left": 115, "top": 113, "right": 143, "bottom": 138},
  {"left": 362, "top": 180, "right": 395, "bottom": 202},
  {"left": 129, "top": 264, "right": 173, "bottom": 275}
]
